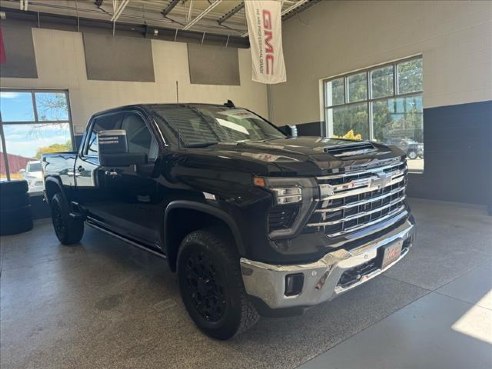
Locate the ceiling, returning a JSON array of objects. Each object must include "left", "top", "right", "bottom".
[{"left": 0, "top": 0, "right": 318, "bottom": 37}]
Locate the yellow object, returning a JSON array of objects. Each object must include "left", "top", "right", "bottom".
[{"left": 331, "top": 130, "right": 362, "bottom": 141}]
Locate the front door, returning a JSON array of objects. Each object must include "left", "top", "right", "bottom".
[
  {"left": 100, "top": 111, "right": 162, "bottom": 246},
  {"left": 75, "top": 112, "right": 124, "bottom": 225}
]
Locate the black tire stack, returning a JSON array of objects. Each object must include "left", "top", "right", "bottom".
[{"left": 0, "top": 180, "right": 33, "bottom": 236}]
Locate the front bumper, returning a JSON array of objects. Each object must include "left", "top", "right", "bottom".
[{"left": 240, "top": 218, "right": 415, "bottom": 310}]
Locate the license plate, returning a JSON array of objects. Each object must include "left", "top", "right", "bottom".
[{"left": 381, "top": 240, "right": 403, "bottom": 269}]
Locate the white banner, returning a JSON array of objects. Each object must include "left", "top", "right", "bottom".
[{"left": 245, "top": 0, "right": 286, "bottom": 84}]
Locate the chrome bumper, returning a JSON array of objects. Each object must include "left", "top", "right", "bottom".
[{"left": 240, "top": 219, "right": 415, "bottom": 310}]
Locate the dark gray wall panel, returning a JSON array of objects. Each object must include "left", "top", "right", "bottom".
[
  {"left": 83, "top": 32, "right": 155, "bottom": 82},
  {"left": 407, "top": 101, "right": 492, "bottom": 206},
  {"left": 188, "top": 44, "right": 240, "bottom": 85},
  {"left": 0, "top": 20, "right": 38, "bottom": 78},
  {"left": 295, "top": 121, "right": 322, "bottom": 136}
]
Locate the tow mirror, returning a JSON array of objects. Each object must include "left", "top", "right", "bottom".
[
  {"left": 278, "top": 125, "right": 298, "bottom": 138},
  {"left": 98, "top": 130, "right": 147, "bottom": 167}
]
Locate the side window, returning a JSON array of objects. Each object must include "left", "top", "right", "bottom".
[
  {"left": 85, "top": 113, "right": 123, "bottom": 156},
  {"left": 121, "top": 113, "right": 158, "bottom": 160}
]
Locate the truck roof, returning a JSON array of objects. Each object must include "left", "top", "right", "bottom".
[{"left": 92, "top": 103, "right": 236, "bottom": 118}]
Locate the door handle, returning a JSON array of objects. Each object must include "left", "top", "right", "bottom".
[
  {"left": 104, "top": 170, "right": 119, "bottom": 177},
  {"left": 68, "top": 165, "right": 84, "bottom": 177}
]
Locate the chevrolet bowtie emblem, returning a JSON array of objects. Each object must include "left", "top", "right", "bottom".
[
  {"left": 319, "top": 184, "right": 335, "bottom": 198},
  {"left": 370, "top": 172, "right": 392, "bottom": 189}
]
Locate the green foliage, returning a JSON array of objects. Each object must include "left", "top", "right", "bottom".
[
  {"left": 371, "top": 66, "right": 394, "bottom": 98},
  {"left": 332, "top": 103, "right": 369, "bottom": 139},
  {"left": 398, "top": 59, "right": 423, "bottom": 94},
  {"left": 327, "top": 59, "right": 423, "bottom": 143},
  {"left": 35, "top": 140, "right": 72, "bottom": 159}
]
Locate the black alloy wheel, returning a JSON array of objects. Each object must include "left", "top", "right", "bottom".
[
  {"left": 177, "top": 227, "right": 259, "bottom": 340},
  {"left": 52, "top": 199, "right": 66, "bottom": 240},
  {"left": 50, "top": 193, "right": 84, "bottom": 245},
  {"left": 185, "top": 250, "right": 226, "bottom": 322}
]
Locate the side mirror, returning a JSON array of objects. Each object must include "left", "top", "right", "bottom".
[
  {"left": 98, "top": 130, "right": 147, "bottom": 167},
  {"left": 19, "top": 169, "right": 26, "bottom": 173},
  {"left": 278, "top": 125, "right": 298, "bottom": 138}
]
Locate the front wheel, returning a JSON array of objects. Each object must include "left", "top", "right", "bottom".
[
  {"left": 177, "top": 228, "right": 259, "bottom": 340},
  {"left": 51, "top": 193, "right": 84, "bottom": 245},
  {"left": 407, "top": 150, "right": 418, "bottom": 160}
]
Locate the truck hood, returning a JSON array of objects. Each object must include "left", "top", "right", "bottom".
[{"left": 180, "top": 136, "right": 405, "bottom": 177}]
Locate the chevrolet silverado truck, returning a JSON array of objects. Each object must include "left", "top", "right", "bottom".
[{"left": 42, "top": 102, "right": 416, "bottom": 340}]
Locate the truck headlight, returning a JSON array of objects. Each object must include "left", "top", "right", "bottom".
[
  {"left": 254, "top": 176, "right": 318, "bottom": 239},
  {"left": 271, "top": 187, "right": 302, "bottom": 205}
]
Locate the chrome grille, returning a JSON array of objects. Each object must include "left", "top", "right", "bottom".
[{"left": 306, "top": 159, "right": 407, "bottom": 238}]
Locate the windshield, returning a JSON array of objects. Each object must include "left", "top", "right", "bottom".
[
  {"left": 27, "top": 162, "right": 42, "bottom": 172},
  {"left": 151, "top": 105, "right": 285, "bottom": 147}
]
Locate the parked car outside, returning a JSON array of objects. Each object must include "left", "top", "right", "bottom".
[
  {"left": 385, "top": 138, "right": 423, "bottom": 160},
  {"left": 21, "top": 160, "right": 44, "bottom": 193}
]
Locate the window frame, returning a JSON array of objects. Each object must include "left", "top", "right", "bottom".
[
  {"left": 120, "top": 112, "right": 159, "bottom": 162},
  {"left": 323, "top": 55, "right": 423, "bottom": 140},
  {"left": 82, "top": 109, "right": 160, "bottom": 163},
  {"left": 0, "top": 88, "right": 74, "bottom": 185},
  {"left": 82, "top": 112, "right": 124, "bottom": 159}
]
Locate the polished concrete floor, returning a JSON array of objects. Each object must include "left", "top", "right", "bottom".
[{"left": 1, "top": 198, "right": 491, "bottom": 369}]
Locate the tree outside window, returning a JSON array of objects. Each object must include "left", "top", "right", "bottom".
[{"left": 324, "top": 56, "right": 424, "bottom": 172}]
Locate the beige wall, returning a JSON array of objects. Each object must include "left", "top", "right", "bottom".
[
  {"left": 0, "top": 28, "right": 268, "bottom": 133},
  {"left": 270, "top": 0, "right": 492, "bottom": 125}
]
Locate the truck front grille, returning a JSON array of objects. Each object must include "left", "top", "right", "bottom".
[{"left": 305, "top": 159, "right": 407, "bottom": 238}]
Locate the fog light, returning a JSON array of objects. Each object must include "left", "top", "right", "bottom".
[{"left": 285, "top": 273, "right": 304, "bottom": 296}]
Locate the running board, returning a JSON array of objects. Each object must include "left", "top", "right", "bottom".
[{"left": 86, "top": 220, "right": 166, "bottom": 259}]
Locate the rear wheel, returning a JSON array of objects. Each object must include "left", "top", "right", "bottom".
[
  {"left": 51, "top": 193, "right": 84, "bottom": 245},
  {"left": 177, "top": 228, "right": 259, "bottom": 340}
]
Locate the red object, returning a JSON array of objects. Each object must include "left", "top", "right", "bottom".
[
  {"left": 0, "top": 152, "right": 33, "bottom": 176},
  {"left": 0, "top": 28, "right": 6, "bottom": 64}
]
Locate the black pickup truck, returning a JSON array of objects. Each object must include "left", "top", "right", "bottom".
[{"left": 42, "top": 102, "right": 415, "bottom": 339}]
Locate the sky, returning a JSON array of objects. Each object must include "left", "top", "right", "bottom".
[{"left": 1, "top": 91, "right": 71, "bottom": 158}]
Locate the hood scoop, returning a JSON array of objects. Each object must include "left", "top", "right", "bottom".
[{"left": 324, "top": 142, "right": 378, "bottom": 157}]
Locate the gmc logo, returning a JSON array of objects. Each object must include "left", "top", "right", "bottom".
[{"left": 263, "top": 10, "right": 274, "bottom": 75}]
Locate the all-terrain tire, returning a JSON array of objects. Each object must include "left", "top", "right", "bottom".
[
  {"left": 177, "top": 227, "right": 259, "bottom": 340},
  {"left": 0, "top": 180, "right": 28, "bottom": 197},
  {"left": 50, "top": 193, "right": 84, "bottom": 245},
  {"left": 0, "top": 180, "right": 33, "bottom": 236},
  {"left": 0, "top": 206, "right": 33, "bottom": 235}
]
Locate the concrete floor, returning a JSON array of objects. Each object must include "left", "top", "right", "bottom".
[{"left": 1, "top": 198, "right": 491, "bottom": 369}]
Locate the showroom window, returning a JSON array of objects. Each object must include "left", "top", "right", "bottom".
[
  {"left": 324, "top": 56, "right": 424, "bottom": 172},
  {"left": 0, "top": 90, "right": 73, "bottom": 193}
]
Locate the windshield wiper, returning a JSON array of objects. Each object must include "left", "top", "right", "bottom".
[{"left": 184, "top": 141, "right": 219, "bottom": 148}]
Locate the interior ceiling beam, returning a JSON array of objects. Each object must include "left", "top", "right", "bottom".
[
  {"left": 281, "top": 0, "right": 310, "bottom": 16},
  {"left": 183, "top": 0, "right": 222, "bottom": 31},
  {"left": 161, "top": 0, "right": 180, "bottom": 17},
  {"left": 217, "top": 2, "right": 244, "bottom": 25},
  {"left": 110, "top": 0, "right": 129, "bottom": 22}
]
